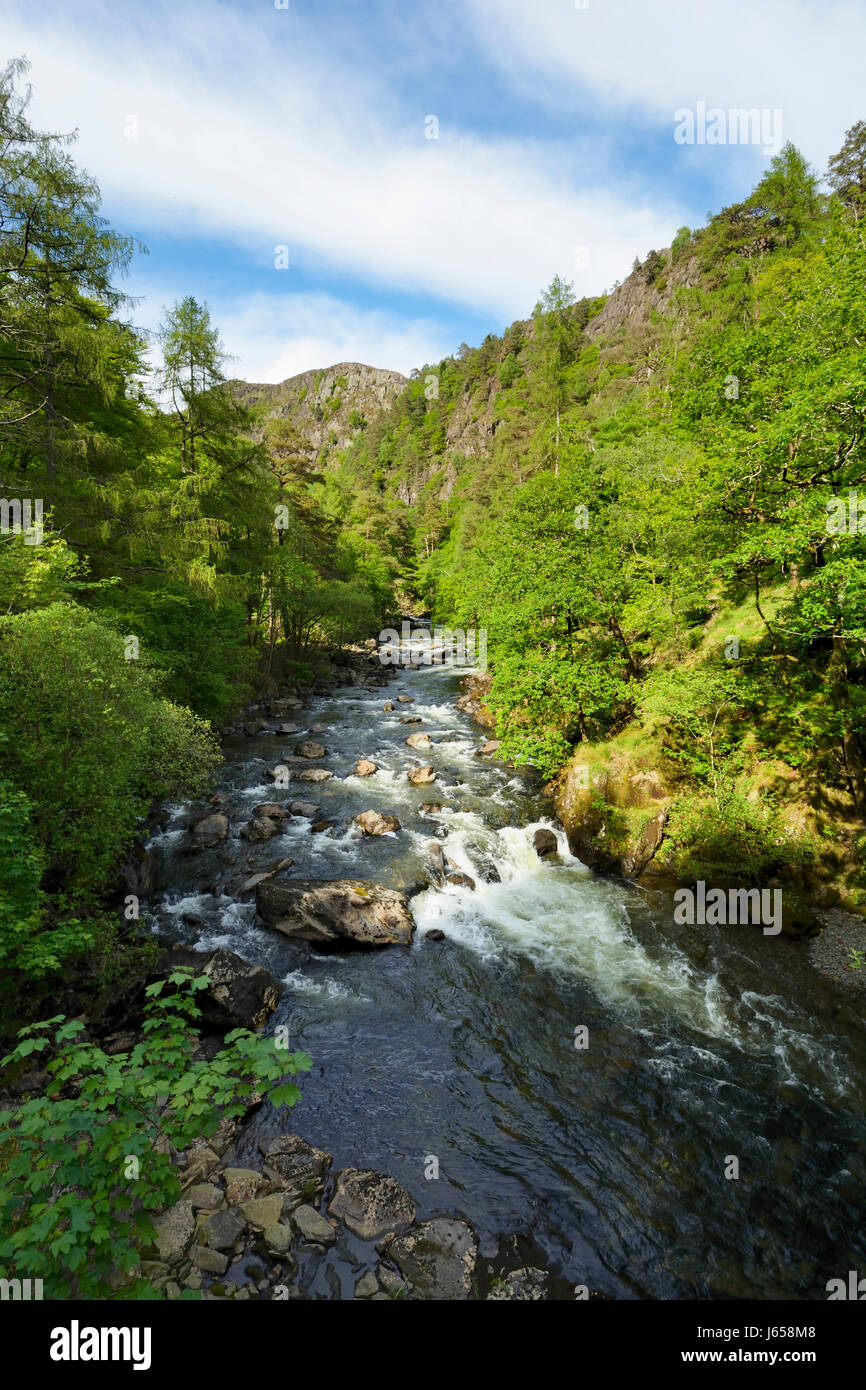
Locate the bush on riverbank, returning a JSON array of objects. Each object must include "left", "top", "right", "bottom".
[
  {"left": 0, "top": 970, "right": 311, "bottom": 1299},
  {"left": 0, "top": 602, "right": 220, "bottom": 1002},
  {"left": 655, "top": 791, "right": 822, "bottom": 884}
]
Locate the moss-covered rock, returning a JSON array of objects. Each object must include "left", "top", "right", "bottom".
[{"left": 553, "top": 752, "right": 669, "bottom": 878}]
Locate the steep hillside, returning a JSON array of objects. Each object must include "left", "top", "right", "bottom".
[
  {"left": 231, "top": 361, "right": 407, "bottom": 460},
  {"left": 319, "top": 147, "right": 866, "bottom": 912}
]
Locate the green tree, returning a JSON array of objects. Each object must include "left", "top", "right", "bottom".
[
  {"left": 529, "top": 275, "right": 578, "bottom": 475},
  {"left": 826, "top": 119, "right": 866, "bottom": 211}
]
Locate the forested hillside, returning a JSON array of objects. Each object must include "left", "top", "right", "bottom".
[
  {"left": 335, "top": 136, "right": 866, "bottom": 905},
  {"left": 2, "top": 17, "right": 866, "bottom": 1318}
]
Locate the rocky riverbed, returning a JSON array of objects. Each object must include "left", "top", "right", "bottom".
[
  {"left": 135, "top": 632, "right": 866, "bottom": 1301},
  {"left": 149, "top": 1119, "right": 558, "bottom": 1301}
]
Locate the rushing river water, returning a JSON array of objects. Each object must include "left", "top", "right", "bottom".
[{"left": 146, "top": 642, "right": 866, "bottom": 1300}]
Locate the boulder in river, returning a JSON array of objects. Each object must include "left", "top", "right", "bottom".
[
  {"left": 420, "top": 803, "right": 442, "bottom": 817},
  {"left": 241, "top": 857, "right": 293, "bottom": 892},
  {"left": 265, "top": 764, "right": 294, "bottom": 784},
  {"left": 165, "top": 947, "right": 282, "bottom": 1031},
  {"left": 406, "top": 732, "right": 432, "bottom": 751},
  {"left": 259, "top": 1134, "right": 331, "bottom": 1207},
  {"left": 426, "top": 840, "right": 447, "bottom": 884},
  {"left": 426, "top": 841, "right": 474, "bottom": 889},
  {"left": 352, "top": 810, "right": 401, "bottom": 836},
  {"left": 381, "top": 1217, "right": 477, "bottom": 1301},
  {"left": 399, "top": 715, "right": 423, "bottom": 724},
  {"left": 289, "top": 801, "right": 320, "bottom": 819},
  {"left": 533, "top": 828, "right": 558, "bottom": 858},
  {"left": 292, "top": 1203, "right": 336, "bottom": 1246},
  {"left": 407, "top": 765, "right": 436, "bottom": 786},
  {"left": 476, "top": 739, "right": 502, "bottom": 756},
  {"left": 297, "top": 769, "right": 332, "bottom": 782},
  {"left": 256, "top": 878, "right": 415, "bottom": 948},
  {"left": 396, "top": 695, "right": 414, "bottom": 704},
  {"left": 295, "top": 741, "right": 326, "bottom": 759},
  {"left": 383, "top": 701, "right": 394, "bottom": 712},
  {"left": 200, "top": 1206, "right": 247, "bottom": 1253},
  {"left": 241, "top": 815, "right": 281, "bottom": 842},
  {"left": 328, "top": 1169, "right": 415, "bottom": 1240},
  {"left": 446, "top": 870, "right": 476, "bottom": 890},
  {"left": 189, "top": 813, "right": 229, "bottom": 848},
  {"left": 355, "top": 759, "right": 378, "bottom": 776},
  {"left": 252, "top": 803, "right": 288, "bottom": 821}
]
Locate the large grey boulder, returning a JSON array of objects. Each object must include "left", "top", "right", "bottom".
[
  {"left": 241, "top": 816, "right": 281, "bottom": 842},
  {"left": 189, "top": 813, "right": 228, "bottom": 848},
  {"left": 257, "top": 879, "right": 415, "bottom": 949},
  {"left": 200, "top": 1206, "right": 247, "bottom": 1252},
  {"left": 165, "top": 947, "right": 282, "bottom": 1031},
  {"left": 533, "top": 828, "right": 558, "bottom": 858},
  {"left": 383, "top": 1218, "right": 477, "bottom": 1300},
  {"left": 295, "top": 741, "right": 326, "bottom": 759},
  {"left": 352, "top": 810, "right": 401, "bottom": 836},
  {"left": 152, "top": 1200, "right": 195, "bottom": 1264},
  {"left": 328, "top": 1170, "right": 415, "bottom": 1241},
  {"left": 259, "top": 1134, "right": 332, "bottom": 1208},
  {"left": 292, "top": 1203, "right": 336, "bottom": 1246},
  {"left": 407, "top": 765, "right": 436, "bottom": 785}
]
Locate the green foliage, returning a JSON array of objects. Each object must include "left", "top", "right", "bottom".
[
  {"left": 826, "top": 119, "right": 866, "bottom": 210},
  {"left": 1, "top": 50, "right": 865, "bottom": 973},
  {"left": 0, "top": 781, "right": 53, "bottom": 978},
  {"left": 0, "top": 971, "right": 312, "bottom": 1298},
  {"left": 637, "top": 663, "right": 757, "bottom": 803},
  {"left": 671, "top": 226, "right": 693, "bottom": 260},
  {"left": 0, "top": 602, "right": 219, "bottom": 905},
  {"left": 658, "top": 791, "right": 820, "bottom": 884},
  {"left": 329, "top": 125, "right": 866, "bottom": 866}
]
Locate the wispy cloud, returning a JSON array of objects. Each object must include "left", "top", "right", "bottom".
[
  {"left": 3, "top": 0, "right": 857, "bottom": 381},
  {"left": 130, "top": 285, "right": 455, "bottom": 383},
  {"left": 461, "top": 0, "right": 865, "bottom": 166},
  {"left": 1, "top": 1, "right": 684, "bottom": 320}
]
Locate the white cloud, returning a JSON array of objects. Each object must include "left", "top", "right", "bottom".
[
  {"left": 0, "top": 0, "right": 685, "bottom": 328},
  {"left": 130, "top": 287, "right": 456, "bottom": 383},
  {"left": 462, "top": 0, "right": 865, "bottom": 168}
]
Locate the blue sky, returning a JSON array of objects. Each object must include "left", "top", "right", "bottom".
[{"left": 1, "top": 0, "right": 863, "bottom": 380}]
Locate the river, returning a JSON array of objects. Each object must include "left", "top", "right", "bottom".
[{"left": 145, "top": 639, "right": 866, "bottom": 1300}]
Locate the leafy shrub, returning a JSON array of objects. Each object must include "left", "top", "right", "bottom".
[
  {"left": 0, "top": 602, "right": 220, "bottom": 905},
  {"left": 0, "top": 971, "right": 312, "bottom": 1299},
  {"left": 658, "top": 791, "right": 820, "bottom": 882}
]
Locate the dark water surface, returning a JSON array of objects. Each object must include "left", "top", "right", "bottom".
[{"left": 146, "top": 651, "right": 866, "bottom": 1300}]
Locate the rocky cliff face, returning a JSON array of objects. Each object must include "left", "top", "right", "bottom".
[
  {"left": 583, "top": 250, "right": 700, "bottom": 341},
  {"left": 402, "top": 247, "right": 705, "bottom": 497},
  {"left": 231, "top": 361, "right": 407, "bottom": 458}
]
